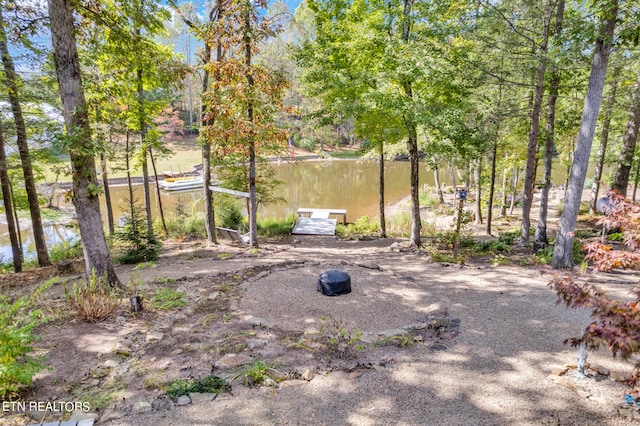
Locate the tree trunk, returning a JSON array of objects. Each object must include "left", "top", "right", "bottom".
[
  {"left": 100, "top": 152, "right": 115, "bottom": 234},
  {"left": 136, "top": 66, "right": 154, "bottom": 241},
  {"left": 378, "top": 142, "right": 386, "bottom": 238},
  {"left": 9, "top": 180, "right": 22, "bottom": 255},
  {"left": 0, "top": 8, "right": 50, "bottom": 266},
  {"left": 552, "top": 0, "right": 618, "bottom": 269},
  {"left": 48, "top": 0, "right": 120, "bottom": 286},
  {"left": 448, "top": 162, "right": 457, "bottom": 190},
  {"left": 520, "top": 0, "right": 553, "bottom": 247},
  {"left": 509, "top": 167, "right": 519, "bottom": 215},
  {"left": 475, "top": 159, "right": 482, "bottom": 224},
  {"left": 487, "top": 141, "right": 498, "bottom": 234},
  {"left": 0, "top": 121, "right": 21, "bottom": 272},
  {"left": 500, "top": 167, "right": 508, "bottom": 217},
  {"left": 149, "top": 148, "right": 168, "bottom": 235},
  {"left": 433, "top": 157, "right": 444, "bottom": 204},
  {"left": 244, "top": 2, "right": 258, "bottom": 247},
  {"left": 633, "top": 156, "right": 640, "bottom": 202},
  {"left": 611, "top": 64, "right": 640, "bottom": 196},
  {"left": 590, "top": 64, "right": 620, "bottom": 213},
  {"left": 535, "top": 0, "right": 565, "bottom": 251},
  {"left": 125, "top": 131, "right": 135, "bottom": 226}
]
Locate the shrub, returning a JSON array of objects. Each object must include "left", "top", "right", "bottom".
[
  {"left": 336, "top": 215, "right": 380, "bottom": 238},
  {"left": 116, "top": 202, "right": 159, "bottom": 264},
  {"left": 257, "top": 214, "right": 296, "bottom": 238},
  {"left": 49, "top": 240, "right": 83, "bottom": 263},
  {"left": 317, "top": 316, "right": 364, "bottom": 360},
  {"left": 218, "top": 202, "right": 244, "bottom": 231},
  {"left": 232, "top": 359, "right": 282, "bottom": 387},
  {"left": 65, "top": 270, "right": 121, "bottom": 322},
  {"left": 550, "top": 192, "right": 640, "bottom": 398},
  {"left": 473, "top": 240, "right": 510, "bottom": 254},
  {"left": 0, "top": 280, "right": 53, "bottom": 399}
]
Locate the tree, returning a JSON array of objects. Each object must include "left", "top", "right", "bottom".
[
  {"left": 551, "top": 0, "right": 619, "bottom": 269},
  {"left": 0, "top": 6, "right": 50, "bottom": 266},
  {"left": 47, "top": 0, "right": 120, "bottom": 286},
  {"left": 611, "top": 64, "right": 640, "bottom": 196},
  {"left": 0, "top": 120, "right": 21, "bottom": 272}
]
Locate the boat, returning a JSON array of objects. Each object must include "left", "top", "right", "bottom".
[{"left": 158, "top": 176, "right": 204, "bottom": 191}]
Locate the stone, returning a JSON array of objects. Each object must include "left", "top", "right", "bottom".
[
  {"left": 103, "top": 359, "right": 119, "bottom": 368},
  {"left": 229, "top": 301, "right": 240, "bottom": 311},
  {"left": 248, "top": 317, "right": 270, "bottom": 327},
  {"left": 372, "top": 364, "right": 386, "bottom": 372},
  {"left": 176, "top": 395, "right": 191, "bottom": 406},
  {"left": 357, "top": 262, "right": 380, "bottom": 270},
  {"left": 100, "top": 409, "right": 124, "bottom": 422},
  {"left": 610, "top": 371, "right": 626, "bottom": 382},
  {"left": 170, "top": 348, "right": 184, "bottom": 355},
  {"left": 619, "top": 408, "right": 634, "bottom": 419},
  {"left": 592, "top": 365, "right": 610, "bottom": 375},
  {"left": 403, "top": 321, "right": 427, "bottom": 331},
  {"left": 40, "top": 422, "right": 58, "bottom": 426},
  {"left": 113, "top": 344, "right": 132, "bottom": 356},
  {"left": 114, "top": 362, "right": 130, "bottom": 376},
  {"left": 146, "top": 331, "right": 164, "bottom": 342},
  {"left": 279, "top": 379, "right": 307, "bottom": 388},
  {"left": 247, "top": 340, "right": 267, "bottom": 349},
  {"left": 349, "top": 372, "right": 362, "bottom": 380},
  {"left": 152, "top": 395, "right": 175, "bottom": 411},
  {"left": 133, "top": 401, "right": 152, "bottom": 414},
  {"left": 207, "top": 291, "right": 220, "bottom": 301},
  {"left": 60, "top": 420, "right": 79, "bottom": 426},
  {"left": 215, "top": 354, "right": 253, "bottom": 368},
  {"left": 188, "top": 392, "right": 216, "bottom": 404},
  {"left": 379, "top": 328, "right": 408, "bottom": 338},
  {"left": 301, "top": 368, "right": 314, "bottom": 381},
  {"left": 115, "top": 316, "right": 126, "bottom": 325},
  {"left": 77, "top": 419, "right": 96, "bottom": 426},
  {"left": 634, "top": 411, "right": 640, "bottom": 421},
  {"left": 91, "top": 366, "right": 110, "bottom": 378},
  {"left": 70, "top": 411, "right": 98, "bottom": 421}
]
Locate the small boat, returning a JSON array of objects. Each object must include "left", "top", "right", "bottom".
[{"left": 158, "top": 176, "right": 204, "bottom": 191}]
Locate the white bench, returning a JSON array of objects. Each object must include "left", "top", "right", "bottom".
[{"left": 216, "top": 227, "right": 250, "bottom": 245}]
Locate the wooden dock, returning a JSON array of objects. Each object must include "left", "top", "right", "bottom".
[{"left": 292, "top": 208, "right": 346, "bottom": 236}]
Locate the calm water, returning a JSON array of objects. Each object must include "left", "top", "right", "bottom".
[{"left": 0, "top": 159, "right": 584, "bottom": 261}]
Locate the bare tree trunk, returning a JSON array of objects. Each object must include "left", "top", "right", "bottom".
[
  {"left": 500, "top": 167, "right": 508, "bottom": 217},
  {"left": 611, "top": 64, "right": 640, "bottom": 196},
  {"left": 633, "top": 156, "right": 640, "bottom": 202},
  {"left": 100, "top": 152, "right": 114, "bottom": 234},
  {"left": 136, "top": 66, "right": 154, "bottom": 241},
  {"left": 521, "top": 0, "right": 553, "bottom": 247},
  {"left": 590, "top": 63, "right": 620, "bottom": 213},
  {"left": 475, "top": 159, "right": 482, "bottom": 224},
  {"left": 149, "top": 148, "right": 168, "bottom": 235},
  {"left": 9, "top": 180, "right": 22, "bottom": 255},
  {"left": 244, "top": 3, "right": 258, "bottom": 248},
  {"left": 509, "top": 168, "right": 519, "bottom": 216},
  {"left": 535, "top": 0, "right": 565, "bottom": 251},
  {"left": 487, "top": 141, "right": 498, "bottom": 234},
  {"left": 0, "top": 121, "right": 21, "bottom": 272},
  {"left": 433, "top": 157, "right": 444, "bottom": 204},
  {"left": 0, "top": 8, "right": 50, "bottom": 266},
  {"left": 552, "top": 0, "right": 618, "bottom": 269},
  {"left": 448, "top": 162, "right": 457, "bottom": 190},
  {"left": 48, "top": 0, "right": 120, "bottom": 285},
  {"left": 125, "top": 131, "right": 135, "bottom": 225},
  {"left": 378, "top": 142, "right": 386, "bottom": 238}
]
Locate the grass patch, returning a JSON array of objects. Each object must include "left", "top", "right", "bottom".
[
  {"left": 257, "top": 214, "right": 296, "bottom": 238},
  {"left": 232, "top": 359, "right": 282, "bottom": 387},
  {"left": 336, "top": 215, "right": 379, "bottom": 239},
  {"left": 165, "top": 375, "right": 231, "bottom": 400},
  {"left": 150, "top": 287, "right": 187, "bottom": 310},
  {"left": 65, "top": 271, "right": 121, "bottom": 322}
]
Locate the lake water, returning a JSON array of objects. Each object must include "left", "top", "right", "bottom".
[{"left": 0, "top": 158, "right": 581, "bottom": 261}]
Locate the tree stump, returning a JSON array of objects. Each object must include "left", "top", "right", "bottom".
[{"left": 130, "top": 295, "right": 143, "bottom": 312}]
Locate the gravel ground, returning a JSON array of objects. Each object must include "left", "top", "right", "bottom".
[{"left": 105, "top": 236, "right": 638, "bottom": 426}]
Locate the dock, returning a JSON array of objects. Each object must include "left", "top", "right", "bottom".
[{"left": 292, "top": 208, "right": 347, "bottom": 236}]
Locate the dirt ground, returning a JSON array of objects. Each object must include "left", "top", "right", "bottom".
[{"left": 1, "top": 191, "right": 640, "bottom": 425}]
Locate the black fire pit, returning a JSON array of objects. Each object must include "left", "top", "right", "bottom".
[{"left": 318, "top": 270, "right": 351, "bottom": 296}]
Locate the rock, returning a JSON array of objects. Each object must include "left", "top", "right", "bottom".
[
  {"left": 27, "top": 409, "right": 47, "bottom": 422},
  {"left": 133, "top": 401, "right": 152, "bottom": 414},
  {"left": 249, "top": 271, "right": 270, "bottom": 282},
  {"left": 634, "top": 411, "right": 640, "bottom": 421},
  {"left": 349, "top": 372, "right": 362, "bottom": 380},
  {"left": 215, "top": 354, "right": 253, "bottom": 368},
  {"left": 280, "top": 379, "right": 307, "bottom": 389},
  {"left": 113, "top": 343, "right": 132, "bottom": 356},
  {"left": 70, "top": 411, "right": 99, "bottom": 421},
  {"left": 378, "top": 328, "right": 408, "bottom": 338},
  {"left": 247, "top": 340, "right": 267, "bottom": 349},
  {"left": 176, "top": 395, "right": 191, "bottom": 406},
  {"left": 170, "top": 348, "right": 184, "bottom": 355},
  {"left": 188, "top": 392, "right": 216, "bottom": 404},
  {"left": 301, "top": 368, "right": 314, "bottom": 381},
  {"left": 146, "top": 331, "right": 164, "bottom": 342},
  {"left": 403, "top": 321, "right": 427, "bottom": 331},
  {"left": 91, "top": 366, "right": 111, "bottom": 378},
  {"left": 248, "top": 317, "right": 270, "bottom": 327},
  {"left": 610, "top": 371, "right": 626, "bottom": 382},
  {"left": 77, "top": 419, "right": 96, "bottom": 426},
  {"left": 115, "top": 316, "right": 126, "bottom": 325},
  {"left": 229, "top": 301, "right": 240, "bottom": 311},
  {"left": 114, "top": 362, "right": 130, "bottom": 376},
  {"left": 592, "top": 364, "right": 610, "bottom": 375},
  {"left": 619, "top": 408, "right": 634, "bottom": 419},
  {"left": 100, "top": 408, "right": 123, "bottom": 422},
  {"left": 372, "top": 364, "right": 386, "bottom": 372},
  {"left": 152, "top": 395, "right": 175, "bottom": 411},
  {"left": 103, "top": 359, "right": 120, "bottom": 368},
  {"left": 208, "top": 291, "right": 220, "bottom": 301},
  {"left": 357, "top": 262, "right": 380, "bottom": 270}
]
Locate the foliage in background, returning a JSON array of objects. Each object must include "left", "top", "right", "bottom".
[
  {"left": 257, "top": 214, "right": 296, "bottom": 238},
  {"left": 65, "top": 271, "right": 121, "bottom": 322},
  {"left": 336, "top": 215, "right": 379, "bottom": 239},
  {"left": 49, "top": 239, "right": 83, "bottom": 263},
  {"left": 0, "top": 279, "right": 52, "bottom": 399},
  {"left": 550, "top": 192, "right": 640, "bottom": 395}
]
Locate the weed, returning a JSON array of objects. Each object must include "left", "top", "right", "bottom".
[
  {"left": 534, "top": 247, "right": 554, "bottom": 265},
  {"left": 65, "top": 271, "right": 121, "bottom": 322},
  {"left": 135, "top": 261, "right": 157, "bottom": 270},
  {"left": 473, "top": 240, "right": 510, "bottom": 254},
  {"left": 257, "top": 214, "right": 296, "bottom": 238},
  {"left": 217, "top": 253, "right": 232, "bottom": 260},
  {"left": 374, "top": 334, "right": 418, "bottom": 348},
  {"left": 608, "top": 232, "right": 624, "bottom": 242},
  {"left": 0, "top": 280, "right": 53, "bottom": 399},
  {"left": 336, "top": 216, "right": 380, "bottom": 239},
  {"left": 317, "top": 317, "right": 364, "bottom": 360},
  {"left": 248, "top": 248, "right": 260, "bottom": 255},
  {"left": 73, "top": 381, "right": 124, "bottom": 412},
  {"left": 492, "top": 254, "right": 512, "bottom": 266},
  {"left": 165, "top": 375, "right": 231, "bottom": 400},
  {"left": 150, "top": 288, "right": 187, "bottom": 310},
  {"left": 223, "top": 314, "right": 231, "bottom": 323},
  {"left": 152, "top": 277, "right": 176, "bottom": 284},
  {"left": 232, "top": 359, "right": 282, "bottom": 387}
]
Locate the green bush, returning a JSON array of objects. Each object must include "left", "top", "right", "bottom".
[
  {"left": 150, "top": 287, "right": 187, "bottom": 310},
  {"left": 0, "top": 280, "right": 53, "bottom": 399},
  {"left": 49, "top": 240, "right": 83, "bottom": 263},
  {"left": 473, "top": 240, "right": 510, "bottom": 254},
  {"left": 165, "top": 375, "right": 230, "bottom": 399},
  {"left": 116, "top": 203, "right": 159, "bottom": 264},
  {"left": 297, "top": 138, "right": 316, "bottom": 152},
  {"left": 497, "top": 230, "right": 519, "bottom": 245},
  {"left": 218, "top": 202, "right": 244, "bottom": 231},
  {"left": 336, "top": 215, "right": 380, "bottom": 238}
]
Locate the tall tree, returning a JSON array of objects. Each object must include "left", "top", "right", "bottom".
[
  {"left": 551, "top": 0, "right": 619, "bottom": 269},
  {"left": 48, "top": 0, "right": 121, "bottom": 286},
  {"left": 611, "top": 64, "right": 640, "bottom": 196},
  {"left": 0, "top": 7, "right": 50, "bottom": 266},
  {"left": 0, "top": 120, "right": 21, "bottom": 272}
]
